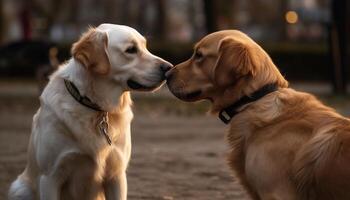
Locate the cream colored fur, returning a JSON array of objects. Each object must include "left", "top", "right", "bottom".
[{"left": 9, "top": 23, "right": 171, "bottom": 200}]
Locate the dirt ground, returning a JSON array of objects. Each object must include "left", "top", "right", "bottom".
[
  {"left": 0, "top": 80, "right": 249, "bottom": 200},
  {"left": 1, "top": 80, "right": 350, "bottom": 200}
]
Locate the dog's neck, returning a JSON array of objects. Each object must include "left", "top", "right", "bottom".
[
  {"left": 217, "top": 83, "right": 279, "bottom": 124},
  {"left": 60, "top": 59, "right": 128, "bottom": 113},
  {"left": 42, "top": 59, "right": 133, "bottom": 150},
  {"left": 210, "top": 60, "right": 288, "bottom": 114}
]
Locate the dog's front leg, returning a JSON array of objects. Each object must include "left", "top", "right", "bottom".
[
  {"left": 104, "top": 173, "right": 127, "bottom": 200},
  {"left": 39, "top": 175, "right": 60, "bottom": 200}
]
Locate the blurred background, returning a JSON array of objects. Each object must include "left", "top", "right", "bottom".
[
  {"left": 0, "top": 0, "right": 349, "bottom": 90},
  {"left": 0, "top": 0, "right": 349, "bottom": 199}
]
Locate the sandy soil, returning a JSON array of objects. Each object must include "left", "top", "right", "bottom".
[{"left": 0, "top": 82, "right": 249, "bottom": 200}]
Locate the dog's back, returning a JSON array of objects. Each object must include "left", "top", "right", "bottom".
[{"left": 227, "top": 88, "right": 350, "bottom": 200}]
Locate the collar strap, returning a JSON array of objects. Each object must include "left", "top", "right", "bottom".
[
  {"left": 64, "top": 79, "right": 112, "bottom": 146},
  {"left": 64, "top": 79, "right": 103, "bottom": 112},
  {"left": 218, "top": 83, "right": 279, "bottom": 124}
]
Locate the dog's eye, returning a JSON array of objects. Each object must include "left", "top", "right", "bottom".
[
  {"left": 125, "top": 46, "right": 138, "bottom": 54},
  {"left": 194, "top": 51, "right": 203, "bottom": 60}
]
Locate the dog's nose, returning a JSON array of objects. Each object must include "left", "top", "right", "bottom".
[
  {"left": 165, "top": 70, "right": 174, "bottom": 81},
  {"left": 160, "top": 63, "right": 173, "bottom": 73}
]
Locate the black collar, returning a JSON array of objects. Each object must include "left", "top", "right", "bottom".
[
  {"left": 64, "top": 79, "right": 112, "bottom": 145},
  {"left": 218, "top": 83, "right": 279, "bottom": 124},
  {"left": 64, "top": 79, "right": 103, "bottom": 112}
]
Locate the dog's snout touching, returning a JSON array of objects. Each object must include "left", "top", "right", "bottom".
[
  {"left": 165, "top": 69, "right": 174, "bottom": 81},
  {"left": 160, "top": 63, "right": 172, "bottom": 73}
]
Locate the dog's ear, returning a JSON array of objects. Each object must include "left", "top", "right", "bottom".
[
  {"left": 71, "top": 28, "right": 110, "bottom": 75},
  {"left": 214, "top": 36, "right": 258, "bottom": 87}
]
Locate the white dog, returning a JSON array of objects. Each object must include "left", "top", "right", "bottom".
[{"left": 8, "top": 24, "right": 172, "bottom": 200}]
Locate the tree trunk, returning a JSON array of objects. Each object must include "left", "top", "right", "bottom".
[
  {"left": 203, "top": 0, "right": 218, "bottom": 33},
  {"left": 154, "top": 0, "right": 166, "bottom": 39},
  {"left": 279, "top": 0, "right": 288, "bottom": 40},
  {"left": 0, "top": 0, "right": 4, "bottom": 43},
  {"left": 330, "top": 0, "right": 349, "bottom": 94},
  {"left": 28, "top": 0, "right": 63, "bottom": 36}
]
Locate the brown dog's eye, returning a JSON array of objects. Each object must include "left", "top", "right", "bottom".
[
  {"left": 125, "top": 46, "right": 138, "bottom": 54},
  {"left": 194, "top": 51, "right": 203, "bottom": 60}
]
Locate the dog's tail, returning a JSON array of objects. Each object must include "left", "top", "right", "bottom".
[{"left": 8, "top": 174, "right": 34, "bottom": 200}]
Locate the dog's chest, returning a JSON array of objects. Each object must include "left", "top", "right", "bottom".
[
  {"left": 93, "top": 122, "right": 132, "bottom": 178},
  {"left": 56, "top": 114, "right": 132, "bottom": 182},
  {"left": 58, "top": 143, "right": 131, "bottom": 186},
  {"left": 240, "top": 129, "right": 304, "bottom": 197},
  {"left": 103, "top": 146, "right": 129, "bottom": 178}
]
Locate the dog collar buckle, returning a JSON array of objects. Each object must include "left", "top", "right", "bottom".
[
  {"left": 98, "top": 112, "right": 112, "bottom": 145},
  {"left": 218, "top": 83, "right": 279, "bottom": 124},
  {"left": 219, "top": 110, "right": 231, "bottom": 124}
]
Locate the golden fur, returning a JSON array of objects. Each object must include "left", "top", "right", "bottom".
[
  {"left": 71, "top": 27, "right": 111, "bottom": 75},
  {"left": 167, "top": 30, "right": 350, "bottom": 200}
]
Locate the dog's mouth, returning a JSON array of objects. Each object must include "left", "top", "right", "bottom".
[
  {"left": 127, "top": 79, "right": 152, "bottom": 90},
  {"left": 168, "top": 87, "right": 202, "bottom": 102},
  {"left": 127, "top": 79, "right": 162, "bottom": 91},
  {"left": 185, "top": 90, "right": 202, "bottom": 100}
]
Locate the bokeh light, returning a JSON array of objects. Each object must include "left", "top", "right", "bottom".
[{"left": 285, "top": 11, "right": 298, "bottom": 24}]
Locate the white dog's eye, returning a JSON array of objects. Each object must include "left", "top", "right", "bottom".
[{"left": 125, "top": 46, "right": 138, "bottom": 54}]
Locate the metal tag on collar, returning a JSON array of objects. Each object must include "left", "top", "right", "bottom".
[
  {"left": 218, "top": 110, "right": 231, "bottom": 124},
  {"left": 98, "top": 112, "right": 112, "bottom": 145}
]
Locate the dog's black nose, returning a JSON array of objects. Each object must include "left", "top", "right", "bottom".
[
  {"left": 165, "top": 70, "right": 174, "bottom": 81},
  {"left": 160, "top": 63, "right": 173, "bottom": 73}
]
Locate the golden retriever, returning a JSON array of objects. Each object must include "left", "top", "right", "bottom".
[
  {"left": 9, "top": 24, "right": 172, "bottom": 200},
  {"left": 166, "top": 30, "right": 350, "bottom": 200}
]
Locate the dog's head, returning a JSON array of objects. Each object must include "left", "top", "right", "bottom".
[
  {"left": 166, "top": 30, "right": 288, "bottom": 112},
  {"left": 72, "top": 23, "right": 172, "bottom": 91}
]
